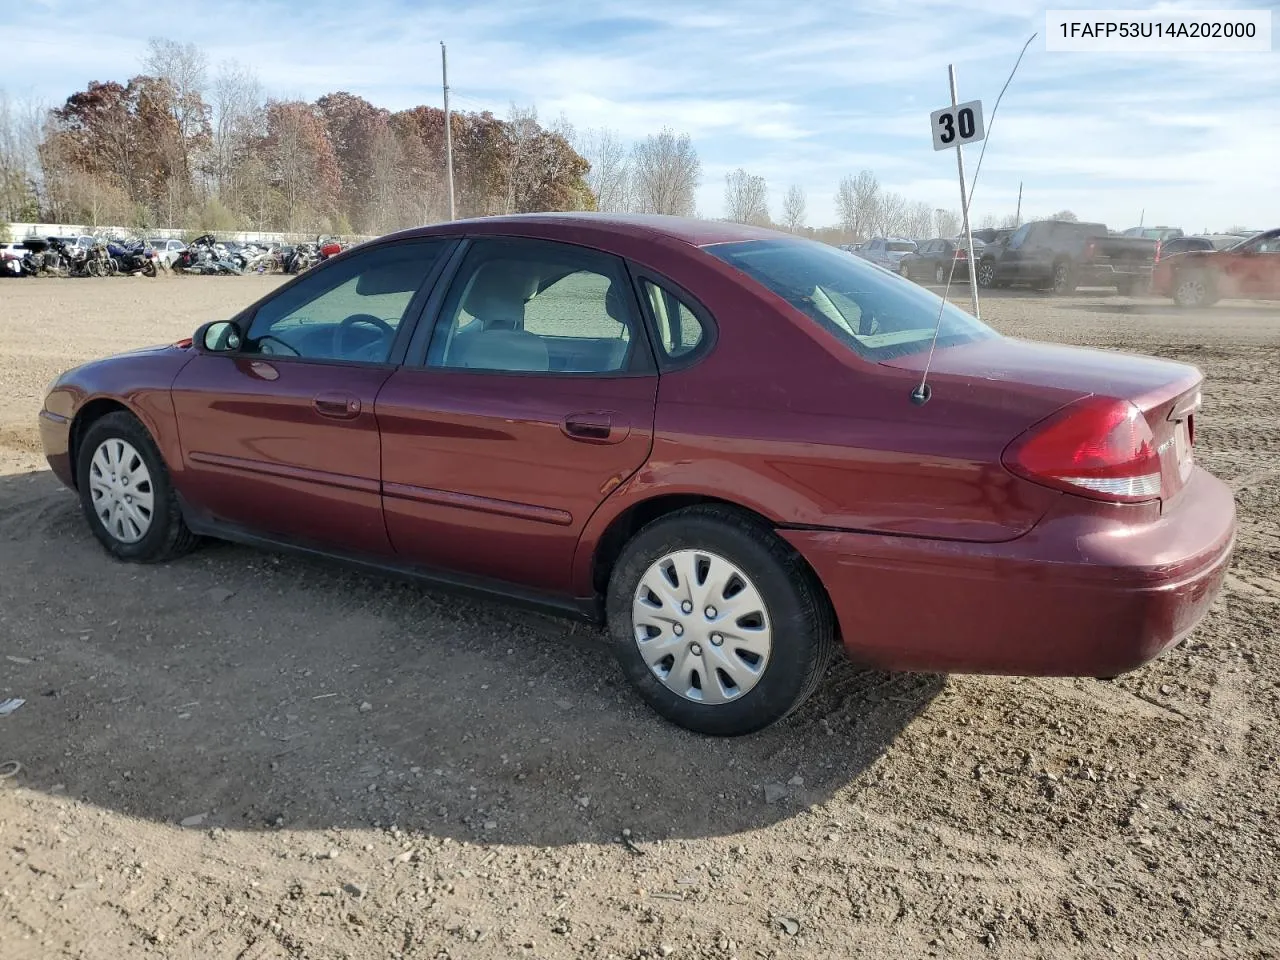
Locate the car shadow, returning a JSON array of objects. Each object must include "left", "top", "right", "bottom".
[{"left": 0, "top": 468, "right": 941, "bottom": 847}]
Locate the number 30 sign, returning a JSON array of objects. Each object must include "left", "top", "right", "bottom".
[{"left": 930, "top": 99, "right": 985, "bottom": 151}]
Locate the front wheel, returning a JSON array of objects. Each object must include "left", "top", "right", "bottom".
[
  {"left": 142, "top": 260, "right": 157, "bottom": 277},
  {"left": 76, "top": 411, "right": 199, "bottom": 563},
  {"left": 606, "top": 506, "right": 835, "bottom": 736},
  {"left": 976, "top": 261, "right": 996, "bottom": 288}
]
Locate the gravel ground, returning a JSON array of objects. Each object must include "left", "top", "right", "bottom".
[{"left": 0, "top": 275, "right": 1278, "bottom": 960}]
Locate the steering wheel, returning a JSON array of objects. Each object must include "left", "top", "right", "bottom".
[
  {"left": 334, "top": 314, "right": 395, "bottom": 360},
  {"left": 255, "top": 334, "right": 300, "bottom": 356}
]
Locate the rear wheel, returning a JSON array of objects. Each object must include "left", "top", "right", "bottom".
[
  {"left": 142, "top": 259, "right": 157, "bottom": 278},
  {"left": 1173, "top": 269, "right": 1217, "bottom": 308},
  {"left": 976, "top": 261, "right": 996, "bottom": 288},
  {"left": 1052, "top": 261, "right": 1076, "bottom": 294},
  {"left": 76, "top": 411, "right": 199, "bottom": 563},
  {"left": 606, "top": 506, "right": 835, "bottom": 736}
]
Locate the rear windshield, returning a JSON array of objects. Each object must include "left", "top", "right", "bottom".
[
  {"left": 705, "top": 238, "right": 995, "bottom": 362},
  {"left": 886, "top": 241, "right": 916, "bottom": 252}
]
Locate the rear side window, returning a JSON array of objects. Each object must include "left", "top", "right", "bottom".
[
  {"left": 706, "top": 238, "right": 994, "bottom": 362},
  {"left": 641, "top": 280, "right": 704, "bottom": 359},
  {"left": 887, "top": 241, "right": 916, "bottom": 252}
]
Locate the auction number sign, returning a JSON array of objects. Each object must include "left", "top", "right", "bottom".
[{"left": 930, "top": 99, "right": 985, "bottom": 151}]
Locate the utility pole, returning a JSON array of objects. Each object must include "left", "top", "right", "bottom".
[
  {"left": 948, "top": 64, "right": 980, "bottom": 319},
  {"left": 441, "top": 41, "right": 456, "bottom": 221},
  {"left": 1015, "top": 181, "right": 1023, "bottom": 226}
]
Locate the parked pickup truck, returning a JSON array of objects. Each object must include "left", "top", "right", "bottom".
[
  {"left": 1150, "top": 228, "right": 1280, "bottom": 308},
  {"left": 976, "top": 220, "right": 1157, "bottom": 295}
]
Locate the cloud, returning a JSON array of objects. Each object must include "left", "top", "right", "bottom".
[{"left": 2, "top": 0, "right": 1277, "bottom": 231}]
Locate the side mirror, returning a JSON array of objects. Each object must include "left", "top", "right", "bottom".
[{"left": 196, "top": 320, "right": 243, "bottom": 352}]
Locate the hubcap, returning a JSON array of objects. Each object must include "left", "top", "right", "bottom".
[
  {"left": 632, "top": 549, "right": 772, "bottom": 705},
  {"left": 1177, "top": 279, "right": 1204, "bottom": 304},
  {"left": 88, "top": 439, "right": 155, "bottom": 544}
]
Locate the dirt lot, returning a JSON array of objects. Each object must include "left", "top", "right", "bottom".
[{"left": 1, "top": 275, "right": 1278, "bottom": 960}]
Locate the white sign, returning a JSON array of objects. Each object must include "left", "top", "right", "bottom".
[{"left": 930, "top": 100, "right": 985, "bottom": 151}]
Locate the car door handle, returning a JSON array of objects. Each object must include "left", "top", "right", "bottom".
[
  {"left": 561, "top": 412, "right": 628, "bottom": 444},
  {"left": 314, "top": 393, "right": 361, "bottom": 420}
]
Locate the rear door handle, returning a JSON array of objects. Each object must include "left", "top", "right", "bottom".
[
  {"left": 314, "top": 393, "right": 361, "bottom": 420},
  {"left": 561, "top": 412, "right": 629, "bottom": 444}
]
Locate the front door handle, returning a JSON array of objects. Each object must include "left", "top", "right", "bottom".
[
  {"left": 561, "top": 412, "right": 629, "bottom": 444},
  {"left": 314, "top": 393, "right": 361, "bottom": 420}
]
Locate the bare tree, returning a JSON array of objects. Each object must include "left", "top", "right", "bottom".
[
  {"left": 503, "top": 103, "right": 542, "bottom": 214},
  {"left": 905, "top": 201, "right": 933, "bottom": 239},
  {"left": 579, "top": 127, "right": 630, "bottom": 212},
  {"left": 934, "top": 208, "right": 961, "bottom": 238},
  {"left": 1049, "top": 209, "right": 1078, "bottom": 222},
  {"left": 782, "top": 184, "right": 806, "bottom": 232},
  {"left": 876, "top": 191, "right": 908, "bottom": 236},
  {"left": 999, "top": 212, "right": 1021, "bottom": 227},
  {"left": 0, "top": 90, "right": 44, "bottom": 221},
  {"left": 723, "top": 168, "right": 769, "bottom": 225},
  {"left": 835, "top": 169, "right": 880, "bottom": 240},
  {"left": 209, "top": 60, "right": 263, "bottom": 209},
  {"left": 143, "top": 38, "right": 209, "bottom": 212},
  {"left": 631, "top": 127, "right": 699, "bottom": 216}
]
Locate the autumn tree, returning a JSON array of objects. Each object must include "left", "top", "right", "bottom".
[{"left": 258, "top": 100, "right": 341, "bottom": 231}]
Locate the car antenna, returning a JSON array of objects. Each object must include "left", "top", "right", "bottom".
[{"left": 912, "top": 32, "right": 1037, "bottom": 406}]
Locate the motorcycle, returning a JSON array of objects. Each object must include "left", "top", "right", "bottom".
[
  {"left": 107, "top": 239, "right": 158, "bottom": 277},
  {"left": 173, "top": 234, "right": 243, "bottom": 275},
  {"left": 19, "top": 238, "right": 70, "bottom": 278}
]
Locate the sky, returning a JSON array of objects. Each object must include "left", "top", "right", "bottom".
[{"left": 3, "top": 0, "right": 1279, "bottom": 232}]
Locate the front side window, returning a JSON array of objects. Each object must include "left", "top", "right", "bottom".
[
  {"left": 426, "top": 239, "right": 640, "bottom": 374},
  {"left": 243, "top": 239, "right": 447, "bottom": 363},
  {"left": 1007, "top": 224, "right": 1031, "bottom": 249},
  {"left": 705, "top": 238, "right": 995, "bottom": 362}
]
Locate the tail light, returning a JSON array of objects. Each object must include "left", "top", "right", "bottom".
[
  {"left": 955, "top": 247, "right": 967, "bottom": 259},
  {"left": 1154, "top": 240, "right": 1162, "bottom": 263},
  {"left": 1002, "top": 397, "right": 1161, "bottom": 503},
  {"left": 1084, "top": 239, "right": 1097, "bottom": 258}
]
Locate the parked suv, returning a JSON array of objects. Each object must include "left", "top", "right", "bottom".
[{"left": 977, "top": 220, "right": 1157, "bottom": 294}]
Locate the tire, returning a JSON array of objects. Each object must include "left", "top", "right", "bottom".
[
  {"left": 605, "top": 505, "right": 836, "bottom": 736},
  {"left": 1052, "top": 261, "right": 1076, "bottom": 294},
  {"left": 75, "top": 411, "right": 199, "bottom": 563},
  {"left": 976, "top": 261, "right": 996, "bottom": 288},
  {"left": 1173, "top": 269, "right": 1217, "bottom": 308},
  {"left": 142, "top": 260, "right": 157, "bottom": 278}
]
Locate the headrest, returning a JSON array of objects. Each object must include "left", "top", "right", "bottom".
[
  {"left": 462, "top": 260, "right": 541, "bottom": 328},
  {"left": 604, "top": 281, "right": 627, "bottom": 322}
]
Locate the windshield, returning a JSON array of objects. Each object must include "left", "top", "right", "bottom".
[{"left": 705, "top": 238, "right": 996, "bottom": 361}]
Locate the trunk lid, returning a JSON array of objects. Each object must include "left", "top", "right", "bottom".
[{"left": 884, "top": 335, "right": 1202, "bottom": 502}]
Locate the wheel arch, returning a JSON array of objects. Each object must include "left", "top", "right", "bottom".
[
  {"left": 68, "top": 398, "right": 146, "bottom": 488},
  {"left": 581, "top": 493, "right": 838, "bottom": 638}
]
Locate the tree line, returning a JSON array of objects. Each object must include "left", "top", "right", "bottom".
[{"left": 0, "top": 38, "right": 708, "bottom": 236}]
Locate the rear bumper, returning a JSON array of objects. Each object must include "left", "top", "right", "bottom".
[{"left": 782, "top": 467, "right": 1236, "bottom": 677}]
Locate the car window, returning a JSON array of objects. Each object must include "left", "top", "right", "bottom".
[
  {"left": 642, "top": 280, "right": 705, "bottom": 359},
  {"left": 1007, "top": 224, "right": 1031, "bottom": 249},
  {"left": 706, "top": 238, "right": 995, "bottom": 362},
  {"left": 886, "top": 241, "right": 916, "bottom": 252},
  {"left": 426, "top": 239, "right": 639, "bottom": 374},
  {"left": 1254, "top": 236, "right": 1280, "bottom": 254},
  {"left": 243, "top": 239, "right": 447, "bottom": 363}
]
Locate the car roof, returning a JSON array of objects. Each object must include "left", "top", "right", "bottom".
[{"left": 392, "top": 213, "right": 791, "bottom": 248}]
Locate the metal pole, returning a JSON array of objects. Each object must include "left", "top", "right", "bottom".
[
  {"left": 949, "top": 64, "right": 980, "bottom": 319},
  {"left": 442, "top": 42, "right": 456, "bottom": 222},
  {"left": 1015, "top": 181, "right": 1023, "bottom": 226}
]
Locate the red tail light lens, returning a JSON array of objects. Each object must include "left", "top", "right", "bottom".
[
  {"left": 956, "top": 247, "right": 967, "bottom": 259},
  {"left": 1154, "top": 240, "right": 1162, "bottom": 263},
  {"left": 1002, "top": 397, "right": 1162, "bottom": 503}
]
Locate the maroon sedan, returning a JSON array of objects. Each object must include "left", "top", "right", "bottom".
[{"left": 39, "top": 214, "right": 1236, "bottom": 736}]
